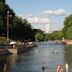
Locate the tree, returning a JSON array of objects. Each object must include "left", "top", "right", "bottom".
[
  {"left": 0, "top": 1, "right": 15, "bottom": 36},
  {"left": 0, "top": 1, "right": 37, "bottom": 41},
  {"left": 35, "top": 32, "right": 44, "bottom": 41},
  {"left": 64, "top": 14, "right": 72, "bottom": 30},
  {"left": 44, "top": 33, "right": 53, "bottom": 41},
  {"left": 65, "top": 26, "right": 72, "bottom": 39},
  {"left": 0, "top": 0, "right": 5, "bottom": 4},
  {"left": 63, "top": 14, "right": 72, "bottom": 39},
  {"left": 11, "top": 16, "right": 34, "bottom": 41},
  {"left": 33, "top": 29, "right": 44, "bottom": 41},
  {"left": 52, "top": 31, "right": 63, "bottom": 40}
]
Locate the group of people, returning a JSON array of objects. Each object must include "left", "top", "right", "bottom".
[
  {"left": 57, "top": 63, "right": 69, "bottom": 72},
  {"left": 42, "top": 63, "right": 69, "bottom": 72}
]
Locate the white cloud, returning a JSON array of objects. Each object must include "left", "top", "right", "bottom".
[
  {"left": 42, "top": 9, "right": 67, "bottom": 16},
  {"left": 20, "top": 14, "right": 51, "bottom": 24},
  {"left": 26, "top": 13, "right": 33, "bottom": 17}
]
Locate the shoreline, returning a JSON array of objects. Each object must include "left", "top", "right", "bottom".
[{"left": 62, "top": 40, "right": 72, "bottom": 45}]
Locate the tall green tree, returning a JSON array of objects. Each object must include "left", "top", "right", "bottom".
[
  {"left": 65, "top": 26, "right": 72, "bottom": 39},
  {"left": 11, "top": 16, "right": 34, "bottom": 41},
  {"left": 0, "top": 1, "right": 15, "bottom": 36},
  {"left": 63, "top": 14, "right": 72, "bottom": 39},
  {"left": 0, "top": 0, "right": 38, "bottom": 41}
]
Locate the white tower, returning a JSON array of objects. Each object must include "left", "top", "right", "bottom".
[{"left": 44, "top": 24, "right": 50, "bottom": 33}]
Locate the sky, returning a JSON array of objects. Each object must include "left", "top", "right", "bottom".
[{"left": 6, "top": 0, "right": 72, "bottom": 33}]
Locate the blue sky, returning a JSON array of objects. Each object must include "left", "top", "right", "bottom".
[{"left": 6, "top": 0, "right": 72, "bottom": 33}]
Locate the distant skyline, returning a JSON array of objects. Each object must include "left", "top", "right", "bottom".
[{"left": 6, "top": 0, "right": 72, "bottom": 32}]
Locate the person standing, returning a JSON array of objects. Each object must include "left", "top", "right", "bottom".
[{"left": 65, "top": 63, "right": 69, "bottom": 72}]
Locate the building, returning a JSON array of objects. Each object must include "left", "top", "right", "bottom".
[{"left": 44, "top": 24, "right": 51, "bottom": 33}]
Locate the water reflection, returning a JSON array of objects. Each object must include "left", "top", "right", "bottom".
[
  {"left": 0, "top": 54, "right": 18, "bottom": 72},
  {"left": 64, "top": 45, "right": 72, "bottom": 71},
  {"left": 8, "top": 54, "right": 17, "bottom": 65},
  {"left": 64, "top": 45, "right": 72, "bottom": 65},
  {"left": 0, "top": 56, "right": 7, "bottom": 72}
]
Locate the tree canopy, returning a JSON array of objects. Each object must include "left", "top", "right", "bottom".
[
  {"left": 0, "top": 1, "right": 35, "bottom": 41},
  {"left": 63, "top": 14, "right": 72, "bottom": 39}
]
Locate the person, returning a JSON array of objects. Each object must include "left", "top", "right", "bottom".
[
  {"left": 0, "top": 62, "right": 7, "bottom": 72},
  {"left": 57, "top": 65, "right": 63, "bottom": 72},
  {"left": 3, "top": 64, "right": 7, "bottom": 72},
  {"left": 42, "top": 66, "right": 45, "bottom": 72},
  {"left": 65, "top": 63, "right": 69, "bottom": 72}
]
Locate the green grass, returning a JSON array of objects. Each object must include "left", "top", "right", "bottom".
[{"left": 0, "top": 36, "right": 10, "bottom": 44}]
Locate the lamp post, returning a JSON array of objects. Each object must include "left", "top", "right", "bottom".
[{"left": 7, "top": 11, "right": 12, "bottom": 42}]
